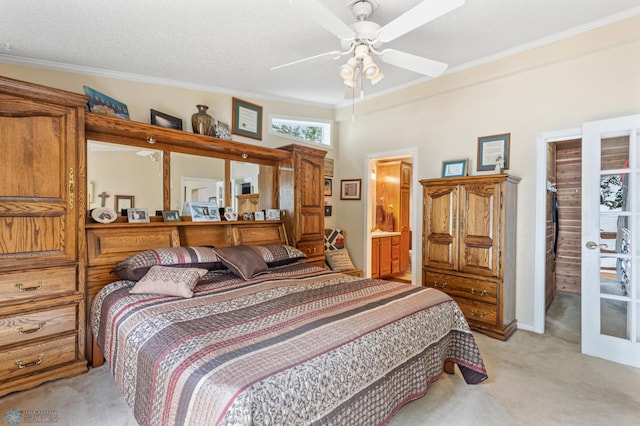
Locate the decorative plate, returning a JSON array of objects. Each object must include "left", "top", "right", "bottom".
[{"left": 91, "top": 207, "right": 117, "bottom": 224}]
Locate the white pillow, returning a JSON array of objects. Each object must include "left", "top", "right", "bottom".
[{"left": 130, "top": 265, "right": 208, "bottom": 298}]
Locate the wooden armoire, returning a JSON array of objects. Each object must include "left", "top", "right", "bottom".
[
  {"left": 420, "top": 174, "right": 520, "bottom": 340},
  {"left": 0, "top": 77, "right": 88, "bottom": 396},
  {"left": 278, "top": 144, "right": 326, "bottom": 267}
]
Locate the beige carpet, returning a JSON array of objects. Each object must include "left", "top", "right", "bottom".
[{"left": 1, "top": 292, "right": 639, "bottom": 425}]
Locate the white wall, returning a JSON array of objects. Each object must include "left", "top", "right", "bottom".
[{"left": 333, "top": 16, "right": 640, "bottom": 329}]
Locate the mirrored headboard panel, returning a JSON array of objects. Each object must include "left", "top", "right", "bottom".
[
  {"left": 87, "top": 141, "right": 163, "bottom": 214},
  {"left": 85, "top": 113, "right": 290, "bottom": 218},
  {"left": 171, "top": 153, "right": 225, "bottom": 211}
]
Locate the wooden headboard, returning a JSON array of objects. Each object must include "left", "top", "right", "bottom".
[{"left": 85, "top": 219, "right": 288, "bottom": 366}]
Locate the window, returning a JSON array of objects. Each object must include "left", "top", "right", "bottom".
[{"left": 269, "top": 114, "right": 332, "bottom": 147}]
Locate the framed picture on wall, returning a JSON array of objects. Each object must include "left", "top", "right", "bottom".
[
  {"left": 340, "top": 179, "right": 361, "bottom": 200},
  {"left": 324, "top": 178, "right": 332, "bottom": 196},
  {"left": 232, "top": 97, "right": 263, "bottom": 140},
  {"left": 477, "top": 133, "right": 510, "bottom": 171}
]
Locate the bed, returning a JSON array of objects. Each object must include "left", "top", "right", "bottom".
[{"left": 90, "top": 244, "right": 487, "bottom": 426}]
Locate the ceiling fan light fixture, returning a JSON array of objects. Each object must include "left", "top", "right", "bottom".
[
  {"left": 362, "top": 55, "right": 379, "bottom": 79},
  {"left": 343, "top": 77, "right": 356, "bottom": 88},
  {"left": 339, "top": 57, "right": 357, "bottom": 79},
  {"left": 370, "top": 72, "right": 385, "bottom": 85}
]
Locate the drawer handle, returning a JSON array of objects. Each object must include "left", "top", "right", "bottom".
[
  {"left": 470, "top": 309, "right": 488, "bottom": 318},
  {"left": 16, "top": 322, "right": 46, "bottom": 335},
  {"left": 432, "top": 281, "right": 447, "bottom": 289},
  {"left": 306, "top": 247, "right": 316, "bottom": 254},
  {"left": 15, "top": 281, "right": 45, "bottom": 292},
  {"left": 15, "top": 354, "right": 45, "bottom": 369},
  {"left": 470, "top": 288, "right": 487, "bottom": 296}
]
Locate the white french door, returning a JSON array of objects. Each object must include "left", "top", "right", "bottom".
[{"left": 582, "top": 114, "right": 640, "bottom": 368}]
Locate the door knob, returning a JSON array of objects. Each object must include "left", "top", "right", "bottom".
[{"left": 585, "top": 241, "right": 607, "bottom": 249}]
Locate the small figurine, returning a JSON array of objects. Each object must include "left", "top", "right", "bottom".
[{"left": 494, "top": 156, "right": 504, "bottom": 174}]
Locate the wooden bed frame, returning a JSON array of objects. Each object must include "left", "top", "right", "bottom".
[{"left": 85, "top": 219, "right": 289, "bottom": 367}]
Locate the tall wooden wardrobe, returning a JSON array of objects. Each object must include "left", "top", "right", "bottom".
[
  {"left": 0, "top": 76, "right": 88, "bottom": 396},
  {"left": 278, "top": 144, "right": 326, "bottom": 267},
  {"left": 421, "top": 174, "right": 520, "bottom": 340}
]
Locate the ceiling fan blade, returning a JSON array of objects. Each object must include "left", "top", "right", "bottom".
[
  {"left": 270, "top": 50, "right": 343, "bottom": 71},
  {"left": 289, "top": 0, "right": 355, "bottom": 41},
  {"left": 377, "top": 0, "right": 465, "bottom": 43},
  {"left": 379, "top": 49, "right": 448, "bottom": 77}
]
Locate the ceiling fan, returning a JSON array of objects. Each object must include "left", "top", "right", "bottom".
[{"left": 272, "top": 0, "right": 465, "bottom": 92}]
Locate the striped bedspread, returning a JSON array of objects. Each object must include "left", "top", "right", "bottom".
[{"left": 91, "top": 263, "right": 487, "bottom": 426}]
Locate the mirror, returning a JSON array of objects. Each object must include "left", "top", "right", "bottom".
[
  {"left": 230, "top": 160, "right": 275, "bottom": 215},
  {"left": 87, "top": 141, "right": 163, "bottom": 214},
  {"left": 170, "top": 153, "right": 225, "bottom": 212}
]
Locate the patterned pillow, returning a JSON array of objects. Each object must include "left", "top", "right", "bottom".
[
  {"left": 250, "top": 244, "right": 307, "bottom": 266},
  {"left": 129, "top": 265, "right": 208, "bottom": 298},
  {"left": 324, "top": 228, "right": 345, "bottom": 251},
  {"left": 113, "top": 246, "right": 223, "bottom": 281},
  {"left": 215, "top": 245, "right": 270, "bottom": 280},
  {"left": 325, "top": 248, "right": 355, "bottom": 272}
]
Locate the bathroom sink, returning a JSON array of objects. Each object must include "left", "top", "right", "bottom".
[{"left": 371, "top": 230, "right": 401, "bottom": 237}]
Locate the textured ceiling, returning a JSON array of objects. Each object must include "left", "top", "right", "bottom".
[{"left": 1, "top": 0, "right": 639, "bottom": 107}]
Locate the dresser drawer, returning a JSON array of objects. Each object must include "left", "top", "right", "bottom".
[
  {"left": 455, "top": 298, "right": 498, "bottom": 327},
  {"left": 0, "top": 335, "right": 77, "bottom": 382},
  {"left": 0, "top": 266, "right": 76, "bottom": 304},
  {"left": 0, "top": 305, "right": 77, "bottom": 347},
  {"left": 423, "top": 271, "right": 497, "bottom": 304},
  {"left": 297, "top": 240, "right": 324, "bottom": 259}
]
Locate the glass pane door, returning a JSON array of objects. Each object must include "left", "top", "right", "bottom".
[{"left": 582, "top": 115, "right": 639, "bottom": 368}]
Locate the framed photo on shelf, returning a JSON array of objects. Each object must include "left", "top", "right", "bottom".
[
  {"left": 161, "top": 210, "right": 181, "bottom": 222},
  {"left": 477, "top": 133, "right": 510, "bottom": 171},
  {"left": 254, "top": 210, "right": 265, "bottom": 221},
  {"left": 115, "top": 195, "right": 134, "bottom": 214},
  {"left": 232, "top": 97, "right": 263, "bottom": 140},
  {"left": 265, "top": 209, "right": 281, "bottom": 220},
  {"left": 340, "top": 179, "right": 361, "bottom": 200},
  {"left": 441, "top": 159, "right": 468, "bottom": 178},
  {"left": 324, "top": 178, "right": 332, "bottom": 196},
  {"left": 127, "top": 208, "right": 150, "bottom": 223},
  {"left": 150, "top": 109, "right": 183, "bottom": 130},
  {"left": 83, "top": 86, "right": 129, "bottom": 119},
  {"left": 189, "top": 201, "right": 220, "bottom": 222}
]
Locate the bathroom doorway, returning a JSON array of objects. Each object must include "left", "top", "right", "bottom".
[{"left": 366, "top": 148, "right": 417, "bottom": 284}]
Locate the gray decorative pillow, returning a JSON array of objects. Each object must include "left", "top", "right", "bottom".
[
  {"left": 325, "top": 248, "right": 355, "bottom": 272},
  {"left": 250, "top": 244, "right": 307, "bottom": 266},
  {"left": 129, "top": 265, "right": 208, "bottom": 298},
  {"left": 215, "top": 245, "right": 270, "bottom": 280},
  {"left": 113, "top": 246, "right": 223, "bottom": 281}
]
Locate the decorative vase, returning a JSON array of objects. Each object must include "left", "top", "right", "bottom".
[{"left": 191, "top": 104, "right": 216, "bottom": 136}]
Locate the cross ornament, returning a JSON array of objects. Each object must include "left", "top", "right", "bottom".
[{"left": 97, "top": 191, "right": 110, "bottom": 207}]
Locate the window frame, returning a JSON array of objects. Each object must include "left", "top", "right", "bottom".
[{"left": 268, "top": 114, "right": 333, "bottom": 148}]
